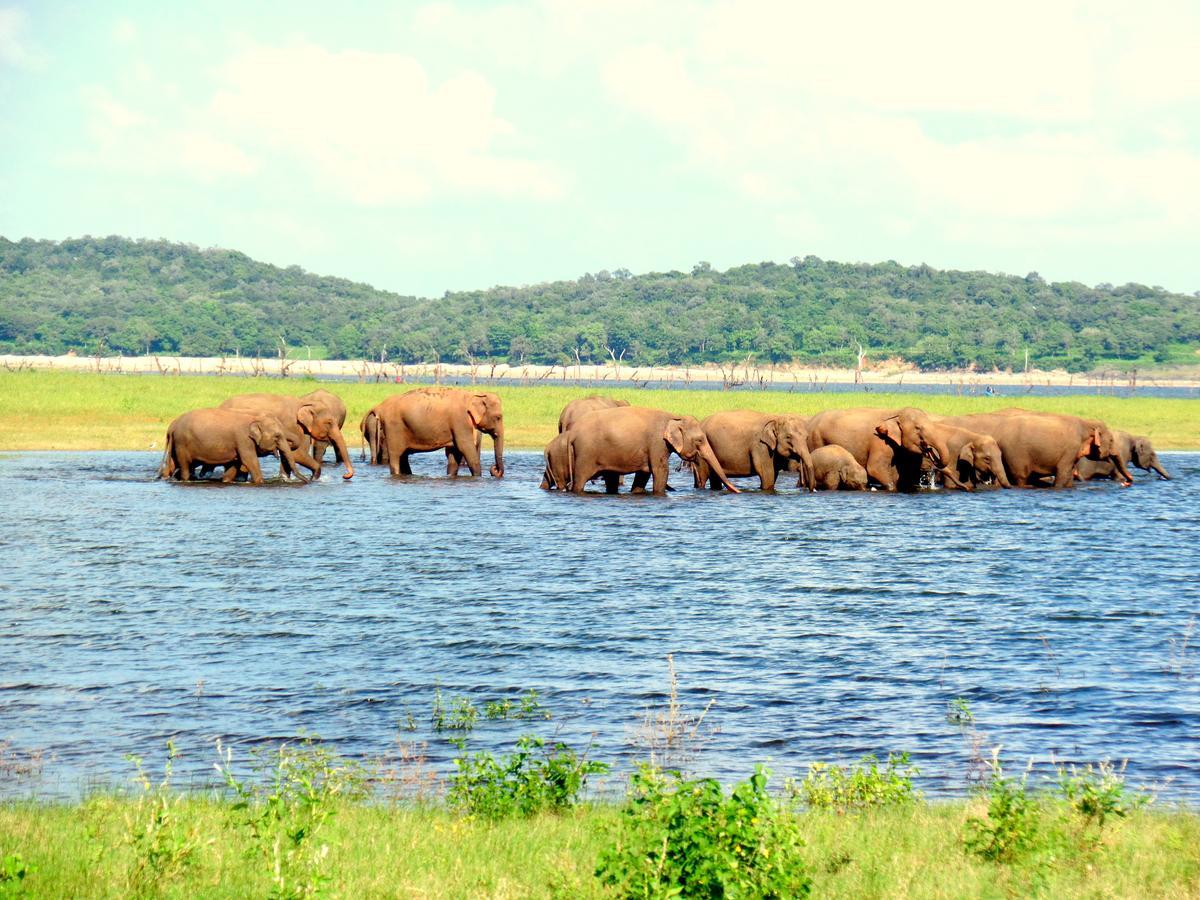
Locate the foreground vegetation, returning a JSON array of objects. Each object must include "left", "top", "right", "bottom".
[
  {"left": 3, "top": 236, "right": 1199, "bottom": 372},
  {"left": 2, "top": 747, "right": 1197, "bottom": 898},
  {"left": 2, "top": 370, "right": 1199, "bottom": 452}
]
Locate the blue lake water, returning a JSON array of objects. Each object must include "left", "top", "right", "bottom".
[{"left": 1, "top": 450, "right": 1197, "bottom": 800}]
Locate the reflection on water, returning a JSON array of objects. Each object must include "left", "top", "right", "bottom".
[{"left": 1, "top": 450, "right": 1197, "bottom": 799}]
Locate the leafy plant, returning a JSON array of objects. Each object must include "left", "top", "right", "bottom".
[
  {"left": 120, "top": 741, "right": 205, "bottom": 896},
  {"left": 790, "top": 753, "right": 922, "bottom": 813},
  {"left": 447, "top": 735, "right": 608, "bottom": 820},
  {"left": 485, "top": 689, "right": 551, "bottom": 721},
  {"left": 946, "top": 698, "right": 974, "bottom": 726},
  {"left": 216, "top": 736, "right": 366, "bottom": 898},
  {"left": 431, "top": 686, "right": 478, "bottom": 732},
  {"left": 596, "top": 765, "right": 811, "bottom": 898},
  {"left": 1055, "top": 760, "right": 1149, "bottom": 833},
  {"left": 963, "top": 760, "right": 1043, "bottom": 864},
  {"left": 0, "top": 854, "right": 34, "bottom": 894}
]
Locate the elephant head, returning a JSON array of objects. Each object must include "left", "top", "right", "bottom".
[
  {"left": 467, "top": 392, "right": 505, "bottom": 477},
  {"left": 664, "top": 416, "right": 740, "bottom": 493},
  {"left": 959, "top": 436, "right": 1011, "bottom": 488},
  {"left": 297, "top": 402, "right": 356, "bottom": 479},
  {"left": 1131, "top": 436, "right": 1170, "bottom": 479},
  {"left": 250, "top": 415, "right": 308, "bottom": 483},
  {"left": 843, "top": 462, "right": 869, "bottom": 491},
  {"left": 877, "top": 408, "right": 971, "bottom": 490},
  {"left": 762, "top": 415, "right": 815, "bottom": 491},
  {"left": 1079, "top": 421, "right": 1133, "bottom": 485}
]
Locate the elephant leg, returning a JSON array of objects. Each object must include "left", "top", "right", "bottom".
[
  {"left": 221, "top": 464, "right": 241, "bottom": 483},
  {"left": 692, "top": 457, "right": 709, "bottom": 488},
  {"left": 1053, "top": 456, "right": 1076, "bottom": 489},
  {"left": 446, "top": 448, "right": 463, "bottom": 477},
  {"left": 452, "top": 424, "right": 483, "bottom": 476},
  {"left": 177, "top": 452, "right": 192, "bottom": 482},
  {"left": 631, "top": 471, "right": 650, "bottom": 494},
  {"left": 864, "top": 443, "right": 898, "bottom": 491},
  {"left": 604, "top": 473, "right": 620, "bottom": 494},
  {"left": 290, "top": 447, "right": 322, "bottom": 479},
  {"left": 751, "top": 446, "right": 776, "bottom": 491},
  {"left": 571, "top": 456, "right": 597, "bottom": 494},
  {"left": 651, "top": 457, "right": 670, "bottom": 495}
]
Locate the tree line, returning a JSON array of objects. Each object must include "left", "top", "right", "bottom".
[{"left": 2, "top": 236, "right": 1197, "bottom": 372}]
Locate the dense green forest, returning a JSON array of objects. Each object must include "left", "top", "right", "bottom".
[{"left": 2, "top": 236, "right": 1198, "bottom": 372}]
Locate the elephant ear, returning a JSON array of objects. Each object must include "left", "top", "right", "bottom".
[
  {"left": 296, "top": 404, "right": 317, "bottom": 431},
  {"left": 467, "top": 395, "right": 489, "bottom": 428},
  {"left": 663, "top": 419, "right": 686, "bottom": 454},
  {"left": 758, "top": 419, "right": 780, "bottom": 451},
  {"left": 876, "top": 416, "right": 902, "bottom": 446},
  {"left": 249, "top": 420, "right": 264, "bottom": 444},
  {"left": 959, "top": 442, "right": 976, "bottom": 468}
]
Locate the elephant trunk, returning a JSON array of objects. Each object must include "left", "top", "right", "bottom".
[
  {"left": 797, "top": 445, "right": 816, "bottom": 492},
  {"left": 1112, "top": 454, "right": 1135, "bottom": 486},
  {"left": 490, "top": 424, "right": 505, "bottom": 477},
  {"left": 995, "top": 466, "right": 1013, "bottom": 489},
  {"left": 329, "top": 426, "right": 355, "bottom": 479},
  {"left": 699, "top": 443, "right": 740, "bottom": 493},
  {"left": 1149, "top": 459, "right": 1171, "bottom": 480},
  {"left": 280, "top": 443, "right": 309, "bottom": 484}
]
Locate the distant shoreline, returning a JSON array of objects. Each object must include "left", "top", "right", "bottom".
[{"left": 3, "top": 353, "right": 1197, "bottom": 390}]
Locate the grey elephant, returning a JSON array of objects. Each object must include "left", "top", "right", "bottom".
[
  {"left": 692, "top": 410, "right": 815, "bottom": 491},
  {"left": 566, "top": 406, "right": 739, "bottom": 495},
  {"left": 221, "top": 392, "right": 355, "bottom": 480},
  {"left": 368, "top": 387, "right": 504, "bottom": 477},
  {"left": 1076, "top": 430, "right": 1169, "bottom": 481},
  {"left": 158, "top": 408, "right": 306, "bottom": 485},
  {"left": 809, "top": 445, "right": 869, "bottom": 491},
  {"left": 558, "top": 395, "right": 630, "bottom": 432}
]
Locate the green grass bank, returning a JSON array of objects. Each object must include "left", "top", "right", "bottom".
[
  {"left": 2, "top": 797, "right": 1198, "bottom": 897},
  {"left": 3, "top": 370, "right": 1198, "bottom": 452}
]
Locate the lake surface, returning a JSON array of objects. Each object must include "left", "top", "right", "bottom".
[{"left": 1, "top": 450, "right": 1198, "bottom": 800}]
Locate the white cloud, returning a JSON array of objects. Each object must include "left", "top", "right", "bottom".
[
  {"left": 112, "top": 18, "right": 138, "bottom": 46},
  {"left": 0, "top": 6, "right": 35, "bottom": 68},
  {"left": 591, "top": 0, "right": 1200, "bottom": 237}
]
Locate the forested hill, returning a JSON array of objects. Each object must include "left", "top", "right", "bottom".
[{"left": 2, "top": 236, "right": 1198, "bottom": 372}]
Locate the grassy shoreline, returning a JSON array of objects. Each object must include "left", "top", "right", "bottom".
[
  {"left": 3, "top": 370, "right": 1199, "bottom": 452},
  {"left": 3, "top": 796, "right": 1198, "bottom": 897}
]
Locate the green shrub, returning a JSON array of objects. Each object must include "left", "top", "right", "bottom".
[
  {"left": 790, "top": 753, "right": 922, "bottom": 813},
  {"left": 119, "top": 742, "right": 204, "bottom": 896},
  {"left": 431, "top": 686, "right": 479, "bottom": 732},
  {"left": 485, "top": 689, "right": 551, "bottom": 721},
  {"left": 596, "top": 765, "right": 811, "bottom": 898},
  {"left": 217, "top": 737, "right": 366, "bottom": 898},
  {"left": 0, "top": 854, "right": 33, "bottom": 894},
  {"left": 1055, "top": 760, "right": 1149, "bottom": 833},
  {"left": 963, "top": 765, "right": 1043, "bottom": 863},
  {"left": 447, "top": 736, "right": 607, "bottom": 820}
]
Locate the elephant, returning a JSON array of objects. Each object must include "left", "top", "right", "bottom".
[
  {"left": 541, "top": 431, "right": 572, "bottom": 490},
  {"left": 369, "top": 387, "right": 504, "bottom": 478},
  {"left": 558, "top": 395, "right": 630, "bottom": 432},
  {"left": 360, "top": 408, "right": 385, "bottom": 464},
  {"left": 221, "top": 393, "right": 355, "bottom": 480},
  {"left": 806, "top": 407, "right": 966, "bottom": 491},
  {"left": 158, "top": 408, "right": 306, "bottom": 485},
  {"left": 302, "top": 389, "right": 348, "bottom": 466},
  {"left": 691, "top": 410, "right": 815, "bottom": 491},
  {"left": 940, "top": 410, "right": 1133, "bottom": 487},
  {"left": 1076, "top": 430, "right": 1170, "bottom": 481},
  {"left": 809, "top": 445, "right": 869, "bottom": 491},
  {"left": 566, "top": 406, "right": 740, "bottom": 495},
  {"left": 914, "top": 419, "right": 1012, "bottom": 489}
]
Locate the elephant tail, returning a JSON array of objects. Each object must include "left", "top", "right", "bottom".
[
  {"left": 157, "top": 430, "right": 174, "bottom": 480},
  {"left": 566, "top": 437, "right": 575, "bottom": 492}
]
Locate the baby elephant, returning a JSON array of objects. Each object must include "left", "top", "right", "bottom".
[
  {"left": 809, "top": 445, "right": 869, "bottom": 491},
  {"left": 159, "top": 408, "right": 306, "bottom": 485}
]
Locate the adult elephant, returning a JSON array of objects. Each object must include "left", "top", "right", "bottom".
[
  {"left": 566, "top": 406, "right": 739, "bottom": 495},
  {"left": 302, "top": 389, "right": 348, "bottom": 466},
  {"left": 158, "top": 409, "right": 306, "bottom": 485},
  {"left": 370, "top": 388, "right": 504, "bottom": 478},
  {"left": 940, "top": 411, "right": 1133, "bottom": 487},
  {"left": 558, "top": 395, "right": 630, "bottom": 432},
  {"left": 221, "top": 393, "right": 355, "bottom": 480},
  {"left": 1076, "top": 430, "right": 1170, "bottom": 481},
  {"left": 806, "top": 407, "right": 966, "bottom": 491},
  {"left": 692, "top": 410, "right": 815, "bottom": 491},
  {"left": 809, "top": 445, "right": 869, "bottom": 491}
]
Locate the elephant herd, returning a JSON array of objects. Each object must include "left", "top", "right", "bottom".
[{"left": 158, "top": 387, "right": 1171, "bottom": 493}]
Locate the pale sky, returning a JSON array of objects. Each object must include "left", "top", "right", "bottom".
[{"left": 2, "top": 1, "right": 1198, "bottom": 296}]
